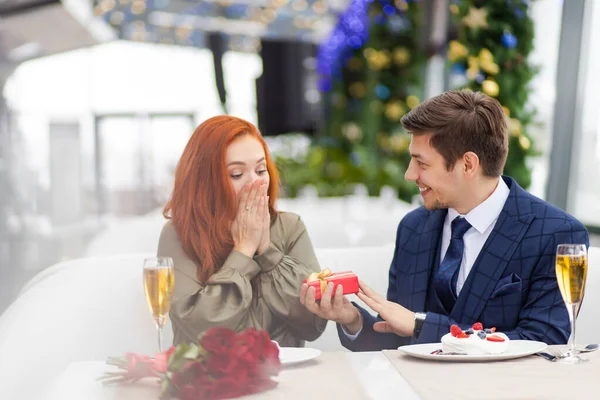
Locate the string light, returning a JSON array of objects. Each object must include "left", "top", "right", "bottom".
[
  {"left": 131, "top": 0, "right": 146, "bottom": 15},
  {"left": 292, "top": 0, "right": 308, "bottom": 12},
  {"left": 317, "top": 0, "right": 410, "bottom": 91},
  {"left": 312, "top": 1, "right": 328, "bottom": 14},
  {"left": 109, "top": 11, "right": 125, "bottom": 25}
]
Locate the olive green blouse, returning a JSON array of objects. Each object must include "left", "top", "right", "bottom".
[{"left": 157, "top": 211, "right": 327, "bottom": 347}]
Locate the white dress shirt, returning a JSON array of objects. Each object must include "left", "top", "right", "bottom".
[
  {"left": 444, "top": 177, "right": 510, "bottom": 295},
  {"left": 343, "top": 177, "right": 510, "bottom": 340}
]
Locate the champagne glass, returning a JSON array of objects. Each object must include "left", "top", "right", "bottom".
[
  {"left": 143, "top": 257, "right": 175, "bottom": 352},
  {"left": 555, "top": 244, "right": 589, "bottom": 364}
]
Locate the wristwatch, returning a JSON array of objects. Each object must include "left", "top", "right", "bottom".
[{"left": 413, "top": 312, "right": 427, "bottom": 339}]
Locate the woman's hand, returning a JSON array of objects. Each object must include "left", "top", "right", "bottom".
[
  {"left": 232, "top": 180, "right": 268, "bottom": 258},
  {"left": 256, "top": 183, "right": 270, "bottom": 255}
]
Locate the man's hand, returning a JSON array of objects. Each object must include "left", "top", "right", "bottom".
[
  {"left": 300, "top": 282, "right": 363, "bottom": 334},
  {"left": 356, "top": 280, "right": 415, "bottom": 336}
]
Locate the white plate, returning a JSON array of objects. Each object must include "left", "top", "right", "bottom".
[
  {"left": 278, "top": 347, "right": 321, "bottom": 366},
  {"left": 398, "top": 340, "right": 548, "bottom": 362}
]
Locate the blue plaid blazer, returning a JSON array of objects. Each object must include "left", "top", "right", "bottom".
[{"left": 338, "top": 176, "right": 590, "bottom": 351}]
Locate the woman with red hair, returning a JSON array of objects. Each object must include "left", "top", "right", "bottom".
[{"left": 158, "top": 115, "right": 326, "bottom": 347}]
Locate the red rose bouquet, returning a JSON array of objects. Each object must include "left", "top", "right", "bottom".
[{"left": 100, "top": 327, "right": 281, "bottom": 400}]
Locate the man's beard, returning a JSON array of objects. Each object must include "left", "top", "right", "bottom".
[{"left": 424, "top": 197, "right": 448, "bottom": 211}]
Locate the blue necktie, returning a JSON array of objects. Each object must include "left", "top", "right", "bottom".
[{"left": 434, "top": 216, "right": 472, "bottom": 312}]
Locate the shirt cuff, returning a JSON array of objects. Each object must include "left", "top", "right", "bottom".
[
  {"left": 340, "top": 324, "right": 362, "bottom": 341},
  {"left": 253, "top": 243, "right": 284, "bottom": 272},
  {"left": 223, "top": 250, "right": 261, "bottom": 279}
]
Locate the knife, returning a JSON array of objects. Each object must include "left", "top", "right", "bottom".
[{"left": 535, "top": 352, "right": 556, "bottom": 361}]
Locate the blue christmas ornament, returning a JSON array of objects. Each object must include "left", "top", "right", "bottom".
[
  {"left": 501, "top": 32, "right": 518, "bottom": 49},
  {"left": 475, "top": 73, "right": 485, "bottom": 84},
  {"left": 515, "top": 8, "right": 524, "bottom": 19},
  {"left": 451, "top": 63, "right": 466, "bottom": 75},
  {"left": 387, "top": 15, "right": 411, "bottom": 33},
  {"left": 375, "top": 84, "right": 391, "bottom": 100},
  {"left": 350, "top": 152, "right": 362, "bottom": 166},
  {"left": 383, "top": 5, "right": 396, "bottom": 15}
]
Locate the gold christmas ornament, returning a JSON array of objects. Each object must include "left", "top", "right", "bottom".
[
  {"left": 482, "top": 79, "right": 499, "bottom": 97},
  {"left": 390, "top": 135, "right": 410, "bottom": 152},
  {"left": 466, "top": 49, "right": 499, "bottom": 80},
  {"left": 462, "top": 7, "right": 488, "bottom": 30},
  {"left": 449, "top": 4, "right": 459, "bottom": 15},
  {"left": 366, "top": 50, "right": 391, "bottom": 70},
  {"left": 393, "top": 47, "right": 411, "bottom": 66},
  {"left": 406, "top": 95, "right": 420, "bottom": 109},
  {"left": 347, "top": 57, "right": 363, "bottom": 71},
  {"left": 448, "top": 40, "right": 468, "bottom": 62},
  {"left": 384, "top": 101, "right": 405, "bottom": 121},
  {"left": 349, "top": 82, "right": 367, "bottom": 98},
  {"left": 478, "top": 48, "right": 499, "bottom": 75},
  {"left": 509, "top": 118, "right": 522, "bottom": 136},
  {"left": 395, "top": 0, "right": 408, "bottom": 11},
  {"left": 519, "top": 135, "right": 531, "bottom": 150},
  {"left": 467, "top": 56, "right": 480, "bottom": 80},
  {"left": 502, "top": 106, "right": 511, "bottom": 117}
]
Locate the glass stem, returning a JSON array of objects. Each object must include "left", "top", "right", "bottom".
[
  {"left": 568, "top": 303, "right": 578, "bottom": 356},
  {"left": 157, "top": 326, "right": 163, "bottom": 353}
]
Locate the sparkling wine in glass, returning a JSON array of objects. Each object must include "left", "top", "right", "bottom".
[
  {"left": 555, "top": 244, "right": 588, "bottom": 364},
  {"left": 143, "top": 257, "right": 175, "bottom": 352}
]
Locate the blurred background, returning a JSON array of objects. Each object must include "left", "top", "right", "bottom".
[{"left": 0, "top": 0, "right": 599, "bottom": 314}]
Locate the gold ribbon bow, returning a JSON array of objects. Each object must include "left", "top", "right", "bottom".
[{"left": 307, "top": 268, "right": 333, "bottom": 294}]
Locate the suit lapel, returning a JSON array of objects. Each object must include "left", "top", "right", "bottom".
[
  {"left": 406, "top": 209, "right": 446, "bottom": 312},
  {"left": 451, "top": 177, "right": 534, "bottom": 322}
]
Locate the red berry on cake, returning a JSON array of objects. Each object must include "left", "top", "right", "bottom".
[
  {"left": 472, "top": 322, "right": 483, "bottom": 331},
  {"left": 450, "top": 324, "right": 463, "bottom": 337}
]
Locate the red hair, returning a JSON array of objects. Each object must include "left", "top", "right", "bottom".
[{"left": 163, "top": 116, "right": 279, "bottom": 283}]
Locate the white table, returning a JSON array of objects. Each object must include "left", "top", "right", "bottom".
[
  {"left": 43, "top": 352, "right": 422, "bottom": 400},
  {"left": 383, "top": 346, "right": 600, "bottom": 400}
]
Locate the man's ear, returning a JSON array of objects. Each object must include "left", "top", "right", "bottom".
[{"left": 462, "top": 151, "right": 480, "bottom": 178}]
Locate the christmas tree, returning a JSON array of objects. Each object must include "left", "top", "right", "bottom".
[
  {"left": 447, "top": 0, "right": 536, "bottom": 188},
  {"left": 277, "top": 0, "right": 424, "bottom": 201},
  {"left": 277, "top": 0, "right": 536, "bottom": 200}
]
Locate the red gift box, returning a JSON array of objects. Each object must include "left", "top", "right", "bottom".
[{"left": 303, "top": 269, "right": 359, "bottom": 300}]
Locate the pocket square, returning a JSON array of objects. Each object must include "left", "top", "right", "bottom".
[{"left": 490, "top": 273, "right": 522, "bottom": 299}]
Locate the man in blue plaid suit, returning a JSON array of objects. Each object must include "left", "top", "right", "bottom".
[{"left": 301, "top": 90, "right": 589, "bottom": 350}]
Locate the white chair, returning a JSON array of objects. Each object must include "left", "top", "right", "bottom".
[
  {"left": 309, "top": 245, "right": 395, "bottom": 352},
  {"left": 84, "top": 215, "right": 166, "bottom": 257},
  {"left": 575, "top": 246, "right": 600, "bottom": 345},
  {"left": 0, "top": 253, "right": 173, "bottom": 400}
]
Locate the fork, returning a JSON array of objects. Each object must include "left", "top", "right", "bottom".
[{"left": 538, "top": 348, "right": 564, "bottom": 361}]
